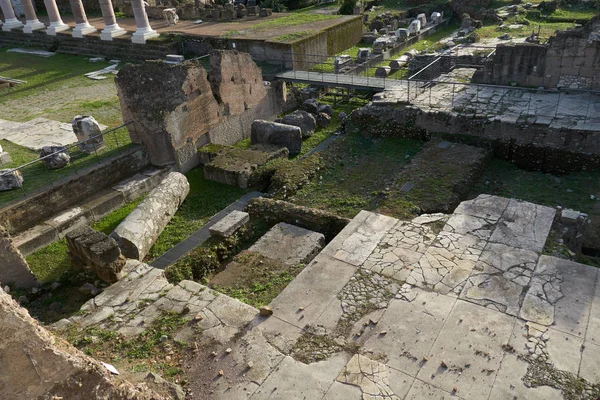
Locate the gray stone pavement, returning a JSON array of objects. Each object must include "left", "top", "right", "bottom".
[
  {"left": 0, "top": 117, "right": 107, "bottom": 151},
  {"left": 373, "top": 69, "right": 600, "bottom": 132},
  {"left": 58, "top": 194, "right": 600, "bottom": 399}
]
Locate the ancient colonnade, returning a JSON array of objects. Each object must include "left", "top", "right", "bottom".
[{"left": 0, "top": 0, "right": 158, "bottom": 43}]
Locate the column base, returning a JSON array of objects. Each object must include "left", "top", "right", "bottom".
[
  {"left": 23, "top": 20, "right": 46, "bottom": 33},
  {"left": 2, "top": 18, "right": 24, "bottom": 31},
  {"left": 131, "top": 28, "right": 159, "bottom": 44},
  {"left": 72, "top": 22, "right": 97, "bottom": 38},
  {"left": 100, "top": 24, "right": 127, "bottom": 41},
  {"left": 46, "top": 21, "right": 69, "bottom": 35}
]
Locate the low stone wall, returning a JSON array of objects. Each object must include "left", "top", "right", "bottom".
[
  {"left": 0, "top": 226, "right": 38, "bottom": 289},
  {"left": 351, "top": 104, "right": 600, "bottom": 173},
  {"left": 66, "top": 226, "right": 126, "bottom": 283},
  {"left": 0, "top": 289, "right": 163, "bottom": 399},
  {"left": 0, "top": 146, "right": 150, "bottom": 235},
  {"left": 0, "top": 29, "right": 180, "bottom": 61},
  {"left": 244, "top": 198, "right": 350, "bottom": 241}
]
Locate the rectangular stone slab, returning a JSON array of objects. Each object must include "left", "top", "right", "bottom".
[
  {"left": 249, "top": 222, "right": 325, "bottom": 266},
  {"left": 209, "top": 210, "right": 249, "bottom": 238}
]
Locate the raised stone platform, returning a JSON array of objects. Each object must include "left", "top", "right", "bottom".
[{"left": 56, "top": 194, "right": 600, "bottom": 399}]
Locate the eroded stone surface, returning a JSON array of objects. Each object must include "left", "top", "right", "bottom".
[{"left": 336, "top": 354, "right": 400, "bottom": 399}]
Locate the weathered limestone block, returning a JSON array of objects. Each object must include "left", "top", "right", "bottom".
[
  {"left": 259, "top": 7, "right": 272, "bottom": 16},
  {"left": 116, "top": 60, "right": 220, "bottom": 168},
  {"left": 315, "top": 112, "right": 331, "bottom": 128},
  {"left": 111, "top": 172, "right": 190, "bottom": 260},
  {"left": 281, "top": 110, "right": 316, "bottom": 138},
  {"left": 209, "top": 210, "right": 249, "bottom": 238},
  {"left": 375, "top": 66, "right": 391, "bottom": 78},
  {"left": 318, "top": 104, "right": 334, "bottom": 117},
  {"left": 209, "top": 50, "right": 267, "bottom": 116},
  {"left": 0, "top": 226, "right": 39, "bottom": 289},
  {"left": 0, "top": 151, "right": 11, "bottom": 165},
  {"left": 249, "top": 222, "right": 325, "bottom": 266},
  {"left": 72, "top": 115, "right": 105, "bottom": 154},
  {"left": 0, "top": 169, "right": 23, "bottom": 191},
  {"left": 39, "top": 146, "right": 70, "bottom": 170},
  {"left": 66, "top": 225, "right": 126, "bottom": 283},
  {"left": 0, "top": 290, "right": 164, "bottom": 399},
  {"left": 251, "top": 120, "right": 302, "bottom": 156}
]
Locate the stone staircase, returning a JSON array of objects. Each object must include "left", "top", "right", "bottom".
[{"left": 53, "top": 194, "right": 600, "bottom": 399}]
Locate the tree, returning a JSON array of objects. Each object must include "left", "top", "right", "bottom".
[{"left": 339, "top": 0, "right": 357, "bottom": 15}]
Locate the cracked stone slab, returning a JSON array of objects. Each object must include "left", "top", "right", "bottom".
[
  {"left": 362, "top": 289, "right": 456, "bottom": 377},
  {"left": 460, "top": 243, "right": 539, "bottom": 315},
  {"left": 362, "top": 220, "right": 437, "bottom": 281},
  {"left": 267, "top": 254, "right": 357, "bottom": 329},
  {"left": 417, "top": 300, "right": 515, "bottom": 399},
  {"left": 520, "top": 255, "right": 564, "bottom": 326},
  {"left": 251, "top": 316, "right": 304, "bottom": 355},
  {"left": 405, "top": 245, "right": 476, "bottom": 296},
  {"left": 250, "top": 353, "right": 350, "bottom": 400},
  {"left": 579, "top": 342, "right": 600, "bottom": 384},
  {"left": 442, "top": 213, "right": 497, "bottom": 240},
  {"left": 207, "top": 293, "right": 258, "bottom": 329},
  {"left": 550, "top": 257, "right": 598, "bottom": 338},
  {"left": 249, "top": 222, "right": 325, "bottom": 266},
  {"left": 488, "top": 320, "right": 563, "bottom": 400},
  {"left": 335, "top": 354, "right": 404, "bottom": 399},
  {"left": 322, "top": 210, "right": 398, "bottom": 267},
  {"left": 588, "top": 272, "right": 600, "bottom": 346},
  {"left": 453, "top": 194, "right": 510, "bottom": 222},
  {"left": 405, "top": 379, "right": 466, "bottom": 400},
  {"left": 489, "top": 199, "right": 555, "bottom": 253}
]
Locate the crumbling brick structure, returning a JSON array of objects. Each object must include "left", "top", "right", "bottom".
[{"left": 116, "top": 50, "right": 289, "bottom": 172}]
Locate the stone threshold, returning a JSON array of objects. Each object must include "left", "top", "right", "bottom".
[{"left": 13, "top": 167, "right": 169, "bottom": 255}]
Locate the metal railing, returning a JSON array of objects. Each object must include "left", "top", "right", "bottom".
[{"left": 0, "top": 121, "right": 134, "bottom": 207}]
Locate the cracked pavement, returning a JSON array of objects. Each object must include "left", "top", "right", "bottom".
[{"left": 59, "top": 195, "right": 600, "bottom": 399}]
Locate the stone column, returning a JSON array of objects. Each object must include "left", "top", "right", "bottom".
[
  {"left": 0, "top": 0, "right": 24, "bottom": 31},
  {"left": 43, "top": 0, "right": 68, "bottom": 35},
  {"left": 69, "top": 0, "right": 96, "bottom": 37},
  {"left": 130, "top": 0, "right": 158, "bottom": 44},
  {"left": 99, "top": 0, "right": 125, "bottom": 40},
  {"left": 20, "top": 0, "right": 46, "bottom": 33}
]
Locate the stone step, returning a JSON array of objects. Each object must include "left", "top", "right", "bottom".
[{"left": 13, "top": 166, "right": 168, "bottom": 255}]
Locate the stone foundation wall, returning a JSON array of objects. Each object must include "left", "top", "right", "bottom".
[
  {"left": 0, "top": 146, "right": 150, "bottom": 235},
  {"left": 351, "top": 104, "right": 600, "bottom": 173},
  {"left": 245, "top": 198, "right": 350, "bottom": 241},
  {"left": 0, "top": 30, "right": 180, "bottom": 61},
  {"left": 473, "top": 16, "right": 600, "bottom": 89},
  {"left": 0, "top": 226, "right": 38, "bottom": 289}
]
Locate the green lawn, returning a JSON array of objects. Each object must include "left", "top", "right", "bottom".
[{"left": 224, "top": 13, "right": 340, "bottom": 37}]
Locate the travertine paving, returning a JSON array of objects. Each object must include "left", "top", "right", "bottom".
[
  {"left": 61, "top": 194, "right": 600, "bottom": 399},
  {"left": 0, "top": 117, "right": 106, "bottom": 151}
]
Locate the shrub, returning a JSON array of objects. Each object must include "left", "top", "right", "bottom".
[{"left": 339, "top": 0, "right": 357, "bottom": 14}]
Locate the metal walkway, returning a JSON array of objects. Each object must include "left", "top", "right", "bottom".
[{"left": 276, "top": 70, "right": 407, "bottom": 91}]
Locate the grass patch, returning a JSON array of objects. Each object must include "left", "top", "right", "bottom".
[
  {"left": 477, "top": 19, "right": 578, "bottom": 41},
  {"left": 224, "top": 13, "right": 339, "bottom": 37},
  {"left": 272, "top": 31, "right": 315, "bottom": 43},
  {"left": 145, "top": 168, "right": 248, "bottom": 262},
  {"left": 290, "top": 130, "right": 423, "bottom": 219},
  {"left": 211, "top": 251, "right": 304, "bottom": 308},
  {"left": 65, "top": 311, "right": 188, "bottom": 382},
  {"left": 470, "top": 159, "right": 600, "bottom": 215}
]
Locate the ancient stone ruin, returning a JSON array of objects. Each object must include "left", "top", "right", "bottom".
[
  {"left": 0, "top": 225, "right": 39, "bottom": 289},
  {"left": 116, "top": 50, "right": 288, "bottom": 172}
]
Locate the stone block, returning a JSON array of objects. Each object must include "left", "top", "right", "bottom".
[
  {"left": 560, "top": 66, "right": 581, "bottom": 76},
  {"left": 84, "top": 189, "right": 126, "bottom": 221},
  {"left": 72, "top": 115, "right": 105, "bottom": 154},
  {"left": 0, "top": 226, "right": 39, "bottom": 289},
  {"left": 280, "top": 110, "right": 316, "bottom": 138},
  {"left": 249, "top": 222, "right": 325, "bottom": 266},
  {"left": 0, "top": 152, "right": 11, "bottom": 165},
  {"left": 45, "top": 207, "right": 91, "bottom": 239},
  {"left": 204, "top": 145, "right": 287, "bottom": 188},
  {"left": 39, "top": 146, "right": 70, "bottom": 170},
  {"left": 0, "top": 169, "right": 23, "bottom": 192},
  {"left": 247, "top": 5, "right": 259, "bottom": 15},
  {"left": 259, "top": 7, "right": 272, "bottom": 17},
  {"left": 251, "top": 120, "right": 302, "bottom": 156},
  {"left": 221, "top": 9, "right": 235, "bottom": 20},
  {"left": 209, "top": 210, "right": 249, "bottom": 238},
  {"left": 66, "top": 225, "right": 126, "bottom": 283},
  {"left": 13, "top": 224, "right": 59, "bottom": 256}
]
